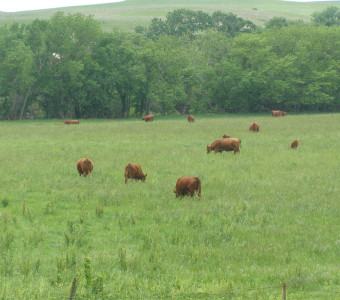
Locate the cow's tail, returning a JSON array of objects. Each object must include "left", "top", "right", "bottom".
[{"left": 196, "top": 177, "right": 201, "bottom": 197}]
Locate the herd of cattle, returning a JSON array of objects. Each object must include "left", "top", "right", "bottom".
[{"left": 74, "top": 110, "right": 297, "bottom": 198}]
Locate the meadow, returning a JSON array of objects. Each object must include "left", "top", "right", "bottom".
[
  {"left": 0, "top": 113, "right": 339, "bottom": 299},
  {"left": 1, "top": 0, "right": 340, "bottom": 31}
]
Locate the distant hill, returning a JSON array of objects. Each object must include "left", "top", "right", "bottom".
[{"left": 1, "top": 0, "right": 339, "bottom": 31}]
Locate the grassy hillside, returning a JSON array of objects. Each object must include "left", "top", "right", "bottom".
[
  {"left": 0, "top": 114, "right": 339, "bottom": 298},
  {"left": 1, "top": 0, "right": 340, "bottom": 31}
]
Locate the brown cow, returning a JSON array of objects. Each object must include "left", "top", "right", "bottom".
[
  {"left": 207, "top": 138, "right": 241, "bottom": 154},
  {"left": 291, "top": 140, "right": 298, "bottom": 149},
  {"left": 272, "top": 110, "right": 286, "bottom": 117},
  {"left": 124, "top": 163, "right": 147, "bottom": 184},
  {"left": 249, "top": 122, "right": 259, "bottom": 132},
  {"left": 174, "top": 177, "right": 201, "bottom": 197},
  {"left": 63, "top": 120, "right": 79, "bottom": 125},
  {"left": 187, "top": 115, "right": 195, "bottom": 122},
  {"left": 77, "top": 158, "right": 93, "bottom": 177},
  {"left": 222, "top": 134, "right": 230, "bottom": 138},
  {"left": 142, "top": 115, "right": 154, "bottom": 122}
]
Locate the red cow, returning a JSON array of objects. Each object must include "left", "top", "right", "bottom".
[
  {"left": 124, "top": 163, "right": 147, "bottom": 184},
  {"left": 207, "top": 138, "right": 241, "bottom": 154},
  {"left": 63, "top": 120, "right": 79, "bottom": 125},
  {"left": 249, "top": 122, "right": 259, "bottom": 132},
  {"left": 272, "top": 110, "right": 286, "bottom": 117},
  {"left": 77, "top": 158, "right": 93, "bottom": 177},
  {"left": 174, "top": 177, "right": 201, "bottom": 197},
  {"left": 142, "top": 115, "right": 154, "bottom": 122},
  {"left": 291, "top": 140, "right": 298, "bottom": 149},
  {"left": 187, "top": 115, "right": 195, "bottom": 122}
]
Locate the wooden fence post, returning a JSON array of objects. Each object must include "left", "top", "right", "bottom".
[
  {"left": 69, "top": 277, "right": 77, "bottom": 300},
  {"left": 283, "top": 282, "right": 286, "bottom": 300}
]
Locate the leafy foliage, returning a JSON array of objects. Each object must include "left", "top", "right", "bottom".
[
  {"left": 312, "top": 6, "right": 340, "bottom": 27},
  {"left": 0, "top": 9, "right": 339, "bottom": 119}
]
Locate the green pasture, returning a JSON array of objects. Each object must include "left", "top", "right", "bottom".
[
  {"left": 0, "top": 114, "right": 339, "bottom": 299},
  {"left": 1, "top": 0, "right": 340, "bottom": 31}
]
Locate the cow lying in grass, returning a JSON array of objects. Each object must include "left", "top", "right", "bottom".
[{"left": 63, "top": 120, "right": 79, "bottom": 124}]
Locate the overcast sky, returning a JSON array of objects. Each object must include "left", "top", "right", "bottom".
[{"left": 0, "top": 0, "right": 125, "bottom": 12}]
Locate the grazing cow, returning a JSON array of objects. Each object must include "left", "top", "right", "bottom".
[
  {"left": 142, "top": 115, "right": 154, "bottom": 122},
  {"left": 207, "top": 138, "right": 241, "bottom": 154},
  {"left": 63, "top": 120, "right": 79, "bottom": 125},
  {"left": 77, "top": 158, "right": 93, "bottom": 177},
  {"left": 174, "top": 177, "right": 201, "bottom": 197},
  {"left": 272, "top": 110, "right": 286, "bottom": 117},
  {"left": 124, "top": 163, "right": 147, "bottom": 184},
  {"left": 187, "top": 115, "right": 195, "bottom": 122},
  {"left": 291, "top": 140, "right": 298, "bottom": 149},
  {"left": 223, "top": 134, "right": 230, "bottom": 138},
  {"left": 249, "top": 122, "right": 259, "bottom": 132}
]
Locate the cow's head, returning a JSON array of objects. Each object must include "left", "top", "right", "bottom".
[
  {"left": 143, "top": 174, "right": 147, "bottom": 181},
  {"left": 207, "top": 146, "right": 212, "bottom": 154},
  {"left": 223, "top": 135, "right": 230, "bottom": 138}
]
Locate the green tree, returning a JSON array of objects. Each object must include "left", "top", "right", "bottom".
[
  {"left": 212, "top": 11, "right": 257, "bottom": 37},
  {"left": 41, "top": 12, "right": 102, "bottom": 118},
  {"left": 0, "top": 24, "right": 34, "bottom": 120},
  {"left": 264, "top": 17, "right": 289, "bottom": 29},
  {"left": 312, "top": 6, "right": 340, "bottom": 26}
]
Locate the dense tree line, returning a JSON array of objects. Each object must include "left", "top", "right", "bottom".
[{"left": 0, "top": 8, "right": 339, "bottom": 119}]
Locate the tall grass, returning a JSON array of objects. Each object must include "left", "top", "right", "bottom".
[
  {"left": 1, "top": 0, "right": 340, "bottom": 30},
  {"left": 0, "top": 114, "right": 339, "bottom": 298}
]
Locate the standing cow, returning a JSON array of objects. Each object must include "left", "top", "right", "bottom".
[
  {"left": 207, "top": 138, "right": 241, "bottom": 154},
  {"left": 291, "top": 140, "right": 298, "bottom": 149},
  {"left": 187, "top": 115, "right": 195, "bottom": 122},
  {"left": 124, "top": 163, "right": 147, "bottom": 184},
  {"left": 142, "top": 115, "right": 154, "bottom": 122},
  {"left": 272, "top": 110, "right": 286, "bottom": 117},
  {"left": 77, "top": 158, "right": 93, "bottom": 177},
  {"left": 174, "top": 177, "right": 201, "bottom": 197},
  {"left": 249, "top": 122, "right": 259, "bottom": 132}
]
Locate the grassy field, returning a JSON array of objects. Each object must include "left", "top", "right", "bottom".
[
  {"left": 1, "top": 0, "right": 340, "bottom": 31},
  {"left": 0, "top": 114, "right": 339, "bottom": 299}
]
